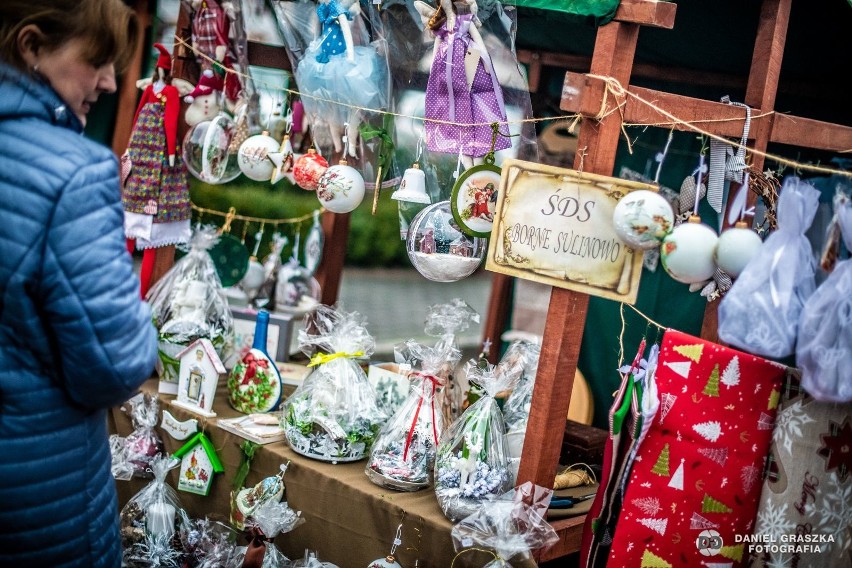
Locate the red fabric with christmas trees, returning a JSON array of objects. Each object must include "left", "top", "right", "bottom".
[{"left": 607, "top": 329, "right": 786, "bottom": 567}]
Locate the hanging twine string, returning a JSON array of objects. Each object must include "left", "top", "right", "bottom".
[
  {"left": 191, "top": 202, "right": 323, "bottom": 225},
  {"left": 174, "top": 37, "right": 852, "bottom": 177},
  {"left": 617, "top": 302, "right": 667, "bottom": 373}
]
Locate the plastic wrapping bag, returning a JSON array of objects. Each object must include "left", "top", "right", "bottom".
[
  {"left": 109, "top": 434, "right": 135, "bottom": 481},
  {"left": 366, "top": 338, "right": 461, "bottom": 490},
  {"left": 121, "top": 456, "right": 192, "bottom": 567},
  {"left": 451, "top": 482, "right": 558, "bottom": 567},
  {"left": 718, "top": 176, "right": 820, "bottom": 357},
  {"left": 434, "top": 359, "right": 520, "bottom": 521},
  {"left": 275, "top": 257, "right": 321, "bottom": 316},
  {"left": 251, "top": 233, "right": 288, "bottom": 311},
  {"left": 380, "top": 1, "right": 536, "bottom": 212},
  {"left": 498, "top": 341, "right": 540, "bottom": 482},
  {"left": 147, "top": 227, "right": 235, "bottom": 383},
  {"left": 272, "top": 0, "right": 396, "bottom": 188},
  {"left": 425, "top": 298, "right": 480, "bottom": 426},
  {"left": 122, "top": 393, "right": 165, "bottom": 478},
  {"left": 798, "top": 200, "right": 852, "bottom": 402},
  {"left": 501, "top": 341, "right": 541, "bottom": 431},
  {"left": 282, "top": 305, "right": 385, "bottom": 462},
  {"left": 178, "top": 518, "right": 239, "bottom": 568},
  {"left": 229, "top": 498, "right": 305, "bottom": 568}
]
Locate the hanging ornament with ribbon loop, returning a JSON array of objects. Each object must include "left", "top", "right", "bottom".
[
  {"left": 360, "top": 113, "right": 396, "bottom": 215},
  {"left": 367, "top": 517, "right": 405, "bottom": 568},
  {"left": 450, "top": 123, "right": 504, "bottom": 238}
]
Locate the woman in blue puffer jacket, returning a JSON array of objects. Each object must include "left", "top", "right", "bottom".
[{"left": 0, "top": 1, "right": 158, "bottom": 566}]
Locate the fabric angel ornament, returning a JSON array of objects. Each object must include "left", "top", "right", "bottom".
[
  {"left": 295, "top": 0, "right": 389, "bottom": 157},
  {"left": 186, "top": 0, "right": 243, "bottom": 104},
  {"left": 123, "top": 43, "right": 193, "bottom": 295},
  {"left": 414, "top": 0, "right": 509, "bottom": 168}
]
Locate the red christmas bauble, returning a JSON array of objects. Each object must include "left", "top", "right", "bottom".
[{"left": 293, "top": 149, "right": 329, "bottom": 191}]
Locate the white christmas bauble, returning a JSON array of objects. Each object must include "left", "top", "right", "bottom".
[
  {"left": 612, "top": 189, "right": 674, "bottom": 249},
  {"left": 182, "top": 114, "right": 241, "bottom": 184},
  {"left": 714, "top": 223, "right": 762, "bottom": 278},
  {"left": 406, "top": 201, "right": 485, "bottom": 282},
  {"left": 367, "top": 556, "right": 402, "bottom": 568},
  {"left": 237, "top": 131, "right": 280, "bottom": 181},
  {"left": 316, "top": 160, "right": 365, "bottom": 214},
  {"left": 240, "top": 257, "right": 266, "bottom": 293},
  {"left": 660, "top": 216, "right": 719, "bottom": 284}
]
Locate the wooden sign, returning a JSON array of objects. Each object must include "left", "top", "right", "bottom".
[{"left": 485, "top": 159, "right": 655, "bottom": 304}]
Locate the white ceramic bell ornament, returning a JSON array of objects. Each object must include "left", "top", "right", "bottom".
[
  {"left": 714, "top": 221, "right": 763, "bottom": 277},
  {"left": 238, "top": 131, "right": 280, "bottom": 181},
  {"left": 612, "top": 189, "right": 674, "bottom": 249},
  {"left": 391, "top": 163, "right": 431, "bottom": 205},
  {"left": 316, "top": 159, "right": 365, "bottom": 214},
  {"left": 660, "top": 215, "right": 719, "bottom": 284}
]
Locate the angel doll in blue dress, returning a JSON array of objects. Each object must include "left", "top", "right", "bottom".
[{"left": 296, "top": 0, "right": 389, "bottom": 157}]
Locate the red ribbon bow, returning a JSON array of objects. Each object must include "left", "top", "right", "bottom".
[
  {"left": 240, "top": 352, "right": 270, "bottom": 385},
  {"left": 403, "top": 372, "right": 443, "bottom": 461}
]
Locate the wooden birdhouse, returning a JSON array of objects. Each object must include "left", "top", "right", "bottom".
[
  {"left": 174, "top": 338, "right": 225, "bottom": 417},
  {"left": 173, "top": 432, "right": 224, "bottom": 496}
]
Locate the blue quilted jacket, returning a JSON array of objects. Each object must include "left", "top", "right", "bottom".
[{"left": 0, "top": 62, "right": 158, "bottom": 567}]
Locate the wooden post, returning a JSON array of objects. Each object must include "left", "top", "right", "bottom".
[
  {"left": 315, "top": 213, "right": 351, "bottom": 306},
  {"left": 518, "top": 19, "right": 641, "bottom": 560},
  {"left": 700, "top": 0, "right": 791, "bottom": 342},
  {"left": 111, "top": 0, "right": 150, "bottom": 157},
  {"left": 481, "top": 273, "right": 513, "bottom": 363}
]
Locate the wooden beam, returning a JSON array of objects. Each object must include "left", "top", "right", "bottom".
[
  {"left": 246, "top": 42, "right": 292, "bottom": 71},
  {"left": 519, "top": 17, "right": 644, "bottom": 519},
  {"left": 481, "top": 274, "right": 513, "bottom": 364},
  {"left": 315, "top": 213, "right": 350, "bottom": 306},
  {"left": 535, "top": 515, "right": 587, "bottom": 562},
  {"left": 614, "top": 0, "right": 677, "bottom": 29},
  {"left": 111, "top": 0, "right": 150, "bottom": 157},
  {"left": 562, "top": 72, "right": 852, "bottom": 153}
]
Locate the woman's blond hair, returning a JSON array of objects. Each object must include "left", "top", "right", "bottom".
[{"left": 0, "top": 0, "right": 139, "bottom": 74}]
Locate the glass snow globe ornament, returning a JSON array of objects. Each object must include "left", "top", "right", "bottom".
[
  {"left": 406, "top": 201, "right": 485, "bottom": 282},
  {"left": 612, "top": 189, "right": 674, "bottom": 249},
  {"left": 274, "top": 258, "right": 321, "bottom": 316},
  {"left": 182, "top": 113, "right": 242, "bottom": 184},
  {"left": 238, "top": 131, "right": 280, "bottom": 182}
]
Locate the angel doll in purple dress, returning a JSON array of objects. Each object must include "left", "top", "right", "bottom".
[{"left": 415, "top": 0, "right": 509, "bottom": 168}]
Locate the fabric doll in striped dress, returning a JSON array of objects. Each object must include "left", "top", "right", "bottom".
[{"left": 122, "top": 43, "right": 191, "bottom": 296}]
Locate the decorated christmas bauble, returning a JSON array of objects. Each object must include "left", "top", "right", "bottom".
[
  {"left": 367, "top": 556, "right": 403, "bottom": 568},
  {"left": 316, "top": 159, "right": 365, "bottom": 214},
  {"left": 714, "top": 221, "right": 762, "bottom": 277},
  {"left": 237, "top": 131, "right": 279, "bottom": 181},
  {"left": 293, "top": 148, "right": 329, "bottom": 191},
  {"left": 660, "top": 216, "right": 719, "bottom": 284},
  {"left": 612, "top": 189, "right": 675, "bottom": 249},
  {"left": 406, "top": 201, "right": 486, "bottom": 282},
  {"left": 182, "top": 113, "right": 242, "bottom": 184}
]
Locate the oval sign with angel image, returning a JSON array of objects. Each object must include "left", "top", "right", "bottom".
[{"left": 450, "top": 163, "right": 501, "bottom": 238}]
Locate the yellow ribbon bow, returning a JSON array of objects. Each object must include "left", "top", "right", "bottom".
[{"left": 307, "top": 351, "right": 366, "bottom": 367}]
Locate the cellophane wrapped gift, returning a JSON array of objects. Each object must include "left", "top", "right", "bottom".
[
  {"left": 121, "top": 456, "right": 192, "bottom": 567},
  {"left": 425, "top": 298, "right": 480, "bottom": 427},
  {"left": 178, "top": 518, "right": 239, "bottom": 568},
  {"left": 366, "top": 338, "right": 462, "bottom": 491},
  {"left": 435, "top": 360, "right": 521, "bottom": 521},
  {"left": 718, "top": 176, "right": 820, "bottom": 357},
  {"left": 228, "top": 499, "right": 305, "bottom": 568},
  {"left": 498, "top": 341, "right": 541, "bottom": 482},
  {"left": 451, "top": 482, "right": 558, "bottom": 567},
  {"left": 147, "top": 226, "right": 234, "bottom": 383},
  {"left": 122, "top": 393, "right": 164, "bottom": 478},
  {"left": 798, "top": 200, "right": 852, "bottom": 402},
  {"left": 109, "top": 434, "right": 134, "bottom": 481},
  {"left": 282, "top": 305, "right": 385, "bottom": 462}
]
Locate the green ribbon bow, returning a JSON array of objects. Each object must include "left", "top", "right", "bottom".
[
  {"left": 233, "top": 440, "right": 261, "bottom": 490},
  {"left": 359, "top": 113, "right": 395, "bottom": 185}
]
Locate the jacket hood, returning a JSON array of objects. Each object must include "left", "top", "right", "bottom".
[{"left": 0, "top": 61, "right": 83, "bottom": 133}]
